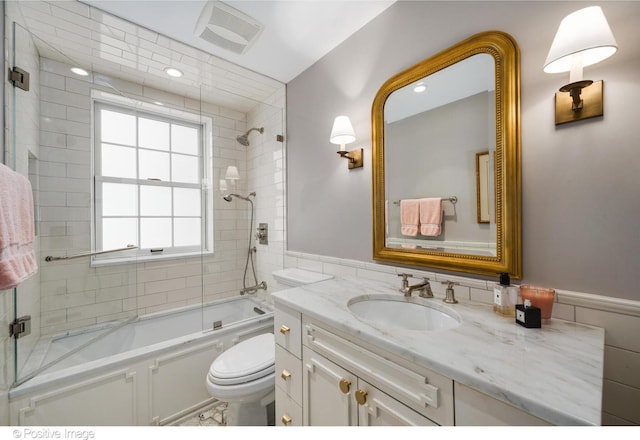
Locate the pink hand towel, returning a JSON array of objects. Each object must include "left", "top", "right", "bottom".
[
  {"left": 419, "top": 198, "right": 443, "bottom": 237},
  {"left": 0, "top": 163, "right": 37, "bottom": 290},
  {"left": 400, "top": 199, "right": 419, "bottom": 236}
]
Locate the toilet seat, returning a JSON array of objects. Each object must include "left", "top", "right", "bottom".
[{"left": 208, "top": 333, "right": 275, "bottom": 385}]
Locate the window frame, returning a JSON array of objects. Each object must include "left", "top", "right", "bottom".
[{"left": 91, "top": 91, "right": 214, "bottom": 266}]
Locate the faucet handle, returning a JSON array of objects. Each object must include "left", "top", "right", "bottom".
[
  {"left": 441, "top": 280, "right": 459, "bottom": 304},
  {"left": 397, "top": 273, "right": 413, "bottom": 281}
]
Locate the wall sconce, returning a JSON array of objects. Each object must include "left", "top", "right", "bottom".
[
  {"left": 330, "top": 115, "right": 363, "bottom": 169},
  {"left": 544, "top": 6, "right": 617, "bottom": 125}
]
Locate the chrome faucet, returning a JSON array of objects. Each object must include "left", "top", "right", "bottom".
[
  {"left": 398, "top": 273, "right": 434, "bottom": 298},
  {"left": 441, "top": 281, "right": 460, "bottom": 304}
]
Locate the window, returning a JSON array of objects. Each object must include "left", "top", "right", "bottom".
[{"left": 92, "top": 96, "right": 212, "bottom": 264}]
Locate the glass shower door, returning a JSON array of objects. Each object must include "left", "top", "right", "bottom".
[{"left": 6, "top": 8, "right": 140, "bottom": 385}]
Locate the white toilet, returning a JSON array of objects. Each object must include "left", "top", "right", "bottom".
[
  {"left": 206, "top": 333, "right": 276, "bottom": 425},
  {"left": 205, "top": 268, "right": 333, "bottom": 426}
]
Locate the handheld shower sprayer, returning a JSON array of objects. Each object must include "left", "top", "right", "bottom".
[
  {"left": 220, "top": 191, "right": 267, "bottom": 296},
  {"left": 222, "top": 192, "right": 256, "bottom": 202}
]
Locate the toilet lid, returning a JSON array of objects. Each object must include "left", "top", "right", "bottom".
[{"left": 208, "top": 333, "right": 275, "bottom": 385}]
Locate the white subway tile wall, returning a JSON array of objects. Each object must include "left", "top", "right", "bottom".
[
  {"left": 284, "top": 251, "right": 640, "bottom": 425},
  {"left": 34, "top": 57, "right": 286, "bottom": 334}
]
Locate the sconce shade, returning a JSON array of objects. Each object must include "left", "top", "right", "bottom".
[
  {"left": 225, "top": 165, "right": 240, "bottom": 180},
  {"left": 330, "top": 116, "right": 356, "bottom": 146},
  {"left": 544, "top": 6, "right": 617, "bottom": 74}
]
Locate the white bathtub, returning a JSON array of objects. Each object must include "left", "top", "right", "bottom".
[{"left": 9, "top": 295, "right": 274, "bottom": 426}]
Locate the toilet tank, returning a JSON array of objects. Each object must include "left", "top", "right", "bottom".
[{"left": 272, "top": 268, "right": 333, "bottom": 288}]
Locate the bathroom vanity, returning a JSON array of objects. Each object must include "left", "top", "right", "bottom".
[{"left": 272, "top": 276, "right": 604, "bottom": 426}]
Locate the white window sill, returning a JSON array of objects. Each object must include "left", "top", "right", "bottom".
[{"left": 90, "top": 250, "right": 214, "bottom": 268}]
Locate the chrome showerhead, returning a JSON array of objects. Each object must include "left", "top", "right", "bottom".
[
  {"left": 223, "top": 192, "right": 256, "bottom": 202},
  {"left": 236, "top": 127, "right": 264, "bottom": 146}
]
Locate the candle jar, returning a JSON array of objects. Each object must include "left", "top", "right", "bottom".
[{"left": 519, "top": 285, "right": 556, "bottom": 322}]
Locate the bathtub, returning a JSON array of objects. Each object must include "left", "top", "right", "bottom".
[{"left": 9, "top": 295, "right": 274, "bottom": 426}]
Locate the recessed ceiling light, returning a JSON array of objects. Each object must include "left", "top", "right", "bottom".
[
  {"left": 413, "top": 84, "right": 427, "bottom": 93},
  {"left": 71, "top": 67, "right": 89, "bottom": 76},
  {"left": 164, "top": 67, "right": 183, "bottom": 78}
]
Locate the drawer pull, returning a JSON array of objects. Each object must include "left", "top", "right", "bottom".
[
  {"left": 339, "top": 378, "right": 351, "bottom": 394},
  {"left": 281, "top": 414, "right": 292, "bottom": 425},
  {"left": 279, "top": 325, "right": 290, "bottom": 335},
  {"left": 355, "top": 389, "right": 368, "bottom": 405},
  {"left": 281, "top": 369, "right": 291, "bottom": 381}
]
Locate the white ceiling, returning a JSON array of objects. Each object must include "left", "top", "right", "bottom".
[{"left": 81, "top": 0, "right": 396, "bottom": 84}]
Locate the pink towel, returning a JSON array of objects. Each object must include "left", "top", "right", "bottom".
[
  {"left": 0, "top": 163, "right": 37, "bottom": 290},
  {"left": 400, "top": 199, "right": 419, "bottom": 236},
  {"left": 419, "top": 198, "right": 443, "bottom": 237}
]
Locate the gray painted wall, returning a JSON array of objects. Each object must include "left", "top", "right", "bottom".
[{"left": 286, "top": 1, "right": 640, "bottom": 300}]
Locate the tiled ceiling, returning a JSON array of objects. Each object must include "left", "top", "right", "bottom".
[{"left": 13, "top": 0, "right": 285, "bottom": 113}]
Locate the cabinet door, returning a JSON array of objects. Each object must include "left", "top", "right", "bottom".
[
  {"left": 302, "top": 346, "right": 358, "bottom": 426},
  {"left": 356, "top": 379, "right": 437, "bottom": 426},
  {"left": 454, "top": 383, "right": 551, "bottom": 426}
]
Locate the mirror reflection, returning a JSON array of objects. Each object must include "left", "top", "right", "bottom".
[{"left": 384, "top": 54, "right": 496, "bottom": 256}]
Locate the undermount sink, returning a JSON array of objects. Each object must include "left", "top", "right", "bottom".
[{"left": 347, "top": 295, "right": 461, "bottom": 331}]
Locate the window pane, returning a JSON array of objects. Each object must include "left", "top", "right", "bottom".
[
  {"left": 171, "top": 124, "right": 199, "bottom": 155},
  {"left": 174, "top": 218, "right": 201, "bottom": 247},
  {"left": 139, "top": 149, "right": 170, "bottom": 181},
  {"left": 101, "top": 144, "right": 136, "bottom": 178},
  {"left": 171, "top": 154, "right": 200, "bottom": 184},
  {"left": 140, "top": 185, "right": 171, "bottom": 216},
  {"left": 140, "top": 218, "right": 172, "bottom": 248},
  {"left": 139, "top": 118, "right": 169, "bottom": 151},
  {"left": 102, "top": 218, "right": 138, "bottom": 250},
  {"left": 101, "top": 110, "right": 136, "bottom": 146},
  {"left": 102, "top": 183, "right": 137, "bottom": 216},
  {"left": 174, "top": 188, "right": 201, "bottom": 216}
]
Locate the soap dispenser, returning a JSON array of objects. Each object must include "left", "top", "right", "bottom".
[{"left": 493, "top": 272, "right": 517, "bottom": 316}]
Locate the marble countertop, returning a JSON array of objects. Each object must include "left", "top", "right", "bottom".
[{"left": 271, "top": 276, "right": 605, "bottom": 426}]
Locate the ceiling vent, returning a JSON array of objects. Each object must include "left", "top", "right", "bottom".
[{"left": 194, "top": 1, "right": 263, "bottom": 55}]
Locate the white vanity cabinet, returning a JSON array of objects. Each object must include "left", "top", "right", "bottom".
[
  {"left": 273, "top": 303, "right": 550, "bottom": 427},
  {"left": 272, "top": 278, "right": 604, "bottom": 426}
]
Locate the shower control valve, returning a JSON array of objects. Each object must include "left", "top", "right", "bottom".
[{"left": 256, "top": 223, "right": 268, "bottom": 245}]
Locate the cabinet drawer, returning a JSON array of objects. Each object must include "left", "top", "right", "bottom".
[
  {"left": 274, "top": 305, "right": 302, "bottom": 359},
  {"left": 275, "top": 385, "right": 302, "bottom": 426},
  {"left": 275, "top": 344, "right": 302, "bottom": 404},
  {"left": 304, "top": 319, "right": 454, "bottom": 425}
]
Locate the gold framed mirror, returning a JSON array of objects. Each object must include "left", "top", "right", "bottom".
[{"left": 372, "top": 31, "right": 521, "bottom": 279}]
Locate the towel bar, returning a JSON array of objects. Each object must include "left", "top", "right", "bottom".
[
  {"left": 392, "top": 197, "right": 457, "bottom": 206},
  {"left": 45, "top": 245, "right": 138, "bottom": 262}
]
